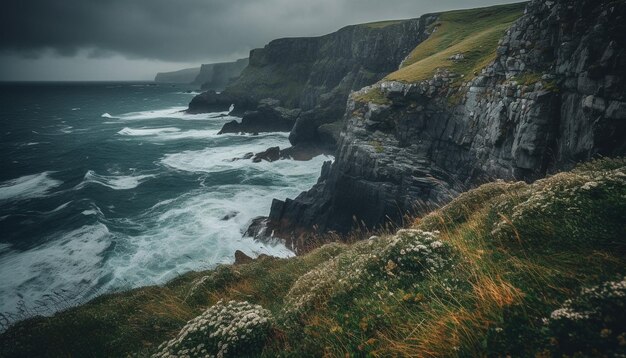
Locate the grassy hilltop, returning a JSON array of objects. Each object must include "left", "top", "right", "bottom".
[
  {"left": 2, "top": 158, "right": 625, "bottom": 357},
  {"left": 388, "top": 3, "right": 524, "bottom": 83}
]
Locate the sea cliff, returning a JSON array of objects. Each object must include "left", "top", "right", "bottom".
[{"left": 267, "top": 0, "right": 626, "bottom": 248}]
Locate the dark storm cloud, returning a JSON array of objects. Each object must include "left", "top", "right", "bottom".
[{"left": 1, "top": 0, "right": 523, "bottom": 63}]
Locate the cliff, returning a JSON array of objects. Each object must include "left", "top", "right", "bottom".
[
  {"left": 188, "top": 16, "right": 438, "bottom": 147},
  {"left": 192, "top": 58, "right": 249, "bottom": 91},
  {"left": 268, "top": 0, "right": 626, "bottom": 246},
  {"left": 154, "top": 67, "right": 200, "bottom": 83}
]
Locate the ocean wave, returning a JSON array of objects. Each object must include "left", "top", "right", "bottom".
[
  {"left": 0, "top": 172, "right": 62, "bottom": 202},
  {"left": 0, "top": 223, "right": 112, "bottom": 319},
  {"left": 160, "top": 133, "right": 331, "bottom": 174},
  {"left": 78, "top": 170, "right": 155, "bottom": 190},
  {"left": 101, "top": 113, "right": 115, "bottom": 118},
  {"left": 0, "top": 243, "right": 11, "bottom": 254},
  {"left": 108, "top": 106, "right": 235, "bottom": 121},
  {"left": 117, "top": 106, "right": 187, "bottom": 120},
  {"left": 118, "top": 126, "right": 219, "bottom": 140},
  {"left": 59, "top": 125, "right": 74, "bottom": 134},
  {"left": 117, "top": 127, "right": 181, "bottom": 136},
  {"left": 44, "top": 201, "right": 72, "bottom": 215},
  {"left": 103, "top": 187, "right": 296, "bottom": 289}
]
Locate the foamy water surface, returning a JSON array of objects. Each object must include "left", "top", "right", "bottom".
[{"left": 0, "top": 82, "right": 330, "bottom": 324}]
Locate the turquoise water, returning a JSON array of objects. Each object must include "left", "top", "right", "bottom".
[{"left": 0, "top": 82, "right": 328, "bottom": 322}]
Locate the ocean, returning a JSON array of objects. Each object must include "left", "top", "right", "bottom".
[{"left": 0, "top": 82, "right": 329, "bottom": 323}]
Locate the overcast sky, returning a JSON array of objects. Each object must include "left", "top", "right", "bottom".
[{"left": 0, "top": 0, "right": 523, "bottom": 81}]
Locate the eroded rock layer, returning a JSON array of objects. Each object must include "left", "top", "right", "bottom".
[{"left": 268, "top": 0, "right": 626, "bottom": 247}]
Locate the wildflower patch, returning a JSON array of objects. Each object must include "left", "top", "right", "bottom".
[
  {"left": 283, "top": 229, "right": 453, "bottom": 316},
  {"left": 153, "top": 300, "right": 273, "bottom": 358},
  {"left": 542, "top": 277, "right": 626, "bottom": 356}
]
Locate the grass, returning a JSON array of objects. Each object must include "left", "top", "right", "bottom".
[
  {"left": 369, "top": 140, "right": 384, "bottom": 153},
  {"left": 352, "top": 86, "right": 390, "bottom": 105},
  {"left": 513, "top": 71, "right": 543, "bottom": 86},
  {"left": 386, "top": 3, "right": 526, "bottom": 83},
  {"left": 2, "top": 158, "right": 625, "bottom": 357},
  {"left": 0, "top": 244, "right": 348, "bottom": 357}
]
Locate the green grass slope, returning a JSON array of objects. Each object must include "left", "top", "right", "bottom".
[
  {"left": 2, "top": 158, "right": 625, "bottom": 357},
  {"left": 387, "top": 3, "right": 525, "bottom": 83}
]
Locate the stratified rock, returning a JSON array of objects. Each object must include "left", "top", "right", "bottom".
[
  {"left": 189, "top": 16, "right": 437, "bottom": 148},
  {"left": 267, "top": 0, "right": 626, "bottom": 248}
]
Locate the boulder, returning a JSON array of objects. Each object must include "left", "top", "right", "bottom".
[
  {"left": 253, "top": 147, "right": 281, "bottom": 163},
  {"left": 234, "top": 250, "right": 253, "bottom": 265},
  {"left": 218, "top": 99, "right": 299, "bottom": 134}
]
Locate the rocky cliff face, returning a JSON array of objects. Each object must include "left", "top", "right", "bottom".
[
  {"left": 193, "top": 58, "right": 249, "bottom": 90},
  {"left": 154, "top": 67, "right": 200, "bottom": 83},
  {"left": 268, "top": 0, "right": 626, "bottom": 247},
  {"left": 190, "top": 17, "right": 437, "bottom": 147}
]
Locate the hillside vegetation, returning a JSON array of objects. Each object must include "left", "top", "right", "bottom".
[
  {"left": 2, "top": 158, "right": 625, "bottom": 357},
  {"left": 387, "top": 3, "right": 525, "bottom": 83}
]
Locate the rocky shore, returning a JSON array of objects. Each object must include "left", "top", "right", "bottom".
[
  {"left": 186, "top": 0, "right": 625, "bottom": 252},
  {"left": 265, "top": 0, "right": 626, "bottom": 249}
]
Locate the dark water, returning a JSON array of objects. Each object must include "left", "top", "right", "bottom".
[{"left": 0, "top": 82, "right": 328, "bottom": 321}]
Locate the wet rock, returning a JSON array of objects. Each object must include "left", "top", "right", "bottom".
[
  {"left": 221, "top": 211, "right": 239, "bottom": 221},
  {"left": 234, "top": 250, "right": 253, "bottom": 265},
  {"left": 218, "top": 99, "right": 299, "bottom": 134},
  {"left": 245, "top": 217, "right": 270, "bottom": 239},
  {"left": 253, "top": 147, "right": 281, "bottom": 163},
  {"left": 187, "top": 90, "right": 236, "bottom": 114}
]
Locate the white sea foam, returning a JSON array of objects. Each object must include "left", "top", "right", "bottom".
[
  {"left": 123, "top": 127, "right": 220, "bottom": 141},
  {"left": 78, "top": 170, "right": 155, "bottom": 190},
  {"left": 59, "top": 125, "right": 74, "bottom": 134},
  {"left": 0, "top": 172, "right": 62, "bottom": 202},
  {"left": 104, "top": 185, "right": 303, "bottom": 288},
  {"left": 118, "top": 127, "right": 181, "bottom": 136},
  {"left": 0, "top": 224, "right": 112, "bottom": 317},
  {"left": 108, "top": 106, "right": 234, "bottom": 121},
  {"left": 101, "top": 113, "right": 114, "bottom": 118},
  {"left": 44, "top": 201, "right": 72, "bottom": 215},
  {"left": 160, "top": 133, "right": 332, "bottom": 175}
]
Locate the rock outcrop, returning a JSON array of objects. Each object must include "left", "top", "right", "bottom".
[
  {"left": 268, "top": 0, "right": 626, "bottom": 247},
  {"left": 188, "top": 16, "right": 437, "bottom": 148},
  {"left": 218, "top": 99, "right": 300, "bottom": 134},
  {"left": 193, "top": 58, "right": 249, "bottom": 91}
]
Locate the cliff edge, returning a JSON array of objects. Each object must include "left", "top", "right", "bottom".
[{"left": 268, "top": 0, "right": 626, "bottom": 248}]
